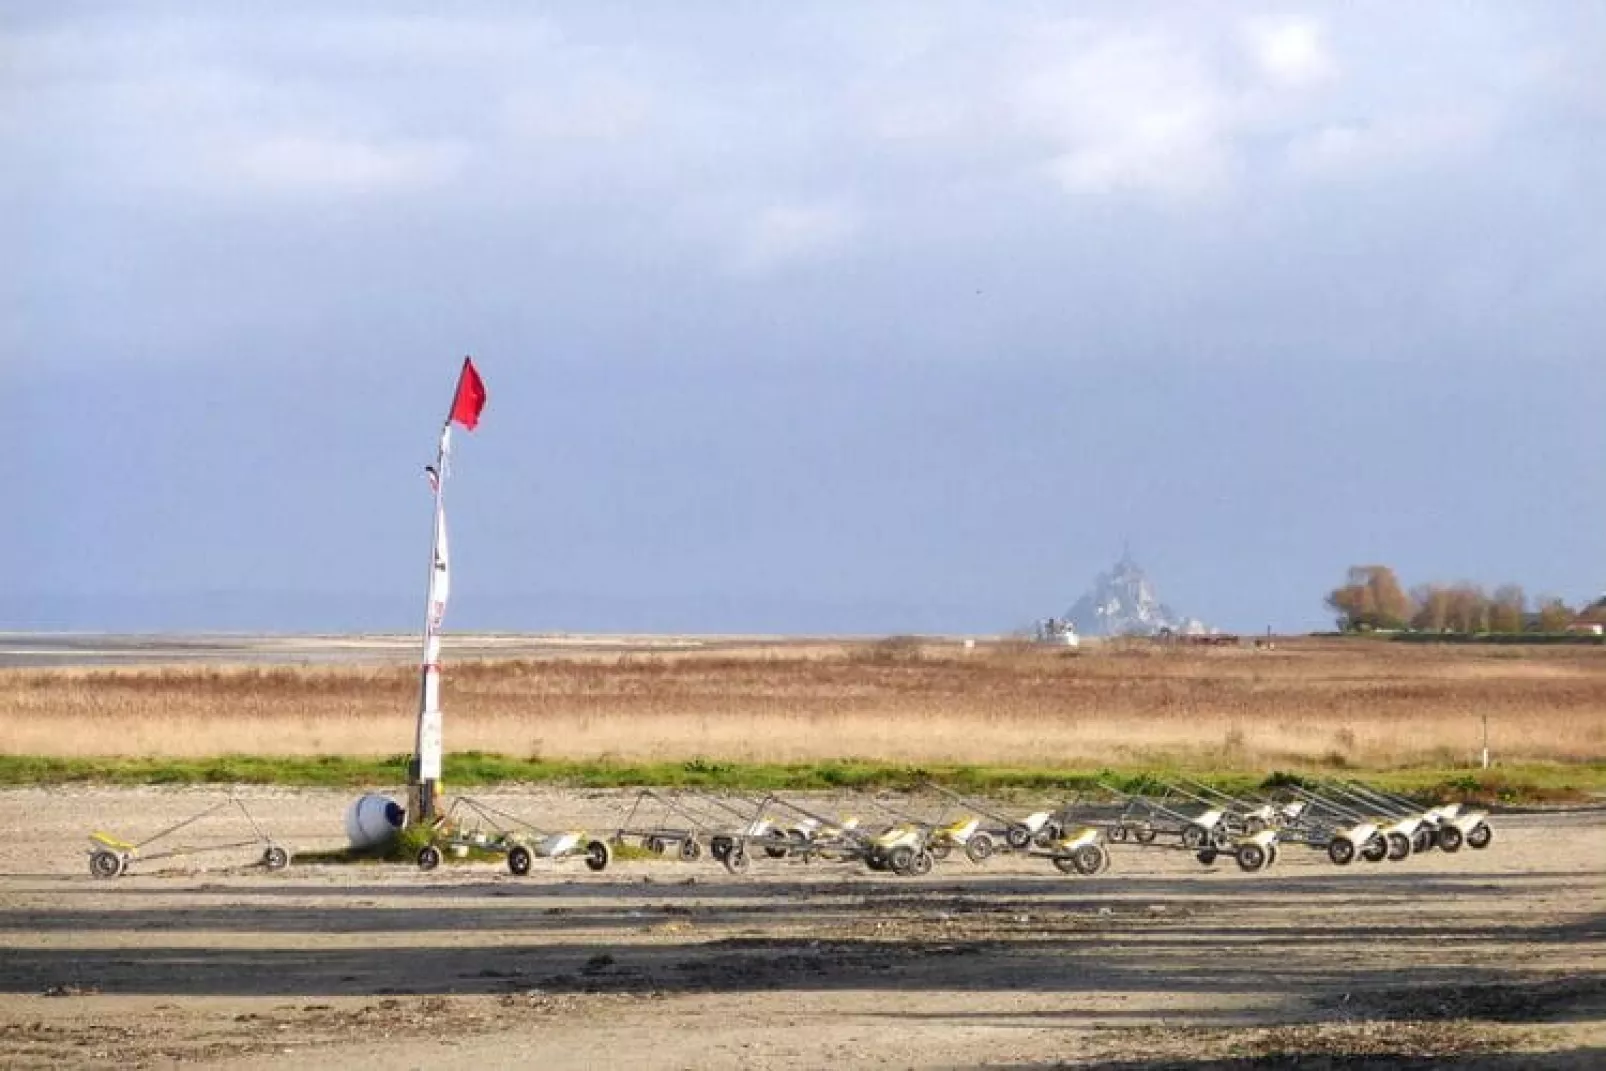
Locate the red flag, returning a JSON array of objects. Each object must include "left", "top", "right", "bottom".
[{"left": 448, "top": 357, "right": 486, "bottom": 430}]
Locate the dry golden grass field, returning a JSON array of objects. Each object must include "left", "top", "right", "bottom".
[{"left": 2, "top": 636, "right": 1604, "bottom": 768}]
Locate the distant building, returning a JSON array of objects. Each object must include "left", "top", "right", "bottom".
[
  {"left": 1035, "top": 618, "right": 1080, "bottom": 647},
  {"left": 1060, "top": 553, "right": 1209, "bottom": 638}
]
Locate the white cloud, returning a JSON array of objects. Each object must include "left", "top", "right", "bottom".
[
  {"left": 1244, "top": 17, "right": 1337, "bottom": 87},
  {"left": 1009, "top": 28, "right": 1237, "bottom": 198},
  {"left": 730, "top": 202, "right": 860, "bottom": 275},
  {"left": 502, "top": 75, "right": 656, "bottom": 143},
  {"left": 215, "top": 134, "right": 466, "bottom": 195},
  {"left": 1286, "top": 110, "right": 1494, "bottom": 178}
]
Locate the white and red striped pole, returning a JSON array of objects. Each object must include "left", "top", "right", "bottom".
[{"left": 407, "top": 358, "right": 485, "bottom": 826}]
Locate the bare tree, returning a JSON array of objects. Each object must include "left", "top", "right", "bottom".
[
  {"left": 1445, "top": 583, "right": 1491, "bottom": 634},
  {"left": 1327, "top": 565, "right": 1414, "bottom": 631},
  {"left": 1411, "top": 584, "right": 1452, "bottom": 632},
  {"left": 1488, "top": 584, "right": 1526, "bottom": 634},
  {"left": 1536, "top": 596, "right": 1575, "bottom": 633}
]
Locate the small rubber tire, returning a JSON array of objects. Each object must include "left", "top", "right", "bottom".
[
  {"left": 584, "top": 839, "right": 611, "bottom": 872},
  {"left": 723, "top": 845, "right": 750, "bottom": 875},
  {"left": 263, "top": 845, "right": 290, "bottom": 871},
  {"left": 89, "top": 850, "right": 123, "bottom": 879},
  {"left": 910, "top": 850, "right": 934, "bottom": 877},
  {"left": 1466, "top": 822, "right": 1492, "bottom": 850},
  {"left": 1236, "top": 843, "right": 1267, "bottom": 873},
  {"left": 886, "top": 845, "right": 916, "bottom": 875},
  {"left": 678, "top": 838, "right": 703, "bottom": 862},
  {"left": 417, "top": 845, "right": 443, "bottom": 872},
  {"left": 1181, "top": 824, "right": 1207, "bottom": 850},
  {"left": 965, "top": 832, "right": 994, "bottom": 864},
  {"left": 1327, "top": 837, "right": 1355, "bottom": 866},
  {"left": 1413, "top": 827, "right": 1436, "bottom": 854},
  {"left": 1073, "top": 844, "right": 1106, "bottom": 876},
  {"left": 1195, "top": 847, "right": 1219, "bottom": 866},
  {"left": 1108, "top": 825, "right": 1129, "bottom": 843},
  {"left": 1385, "top": 831, "right": 1411, "bottom": 862},
  {"left": 1052, "top": 855, "right": 1077, "bottom": 874},
  {"left": 1360, "top": 835, "right": 1388, "bottom": 863},
  {"left": 1438, "top": 824, "right": 1463, "bottom": 852},
  {"left": 710, "top": 837, "right": 732, "bottom": 861},
  {"left": 1005, "top": 826, "right": 1032, "bottom": 851},
  {"left": 507, "top": 845, "right": 533, "bottom": 876}
]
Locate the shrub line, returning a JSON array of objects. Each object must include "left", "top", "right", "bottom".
[{"left": 0, "top": 753, "right": 1599, "bottom": 804}]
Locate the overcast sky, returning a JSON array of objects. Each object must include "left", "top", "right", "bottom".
[{"left": 6, "top": 2, "right": 1604, "bottom": 635}]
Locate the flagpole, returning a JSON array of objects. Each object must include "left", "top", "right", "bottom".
[
  {"left": 407, "top": 420, "right": 451, "bottom": 826},
  {"left": 406, "top": 356, "right": 484, "bottom": 828}
]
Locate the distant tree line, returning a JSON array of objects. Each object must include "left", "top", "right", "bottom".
[{"left": 1325, "top": 565, "right": 1606, "bottom": 634}]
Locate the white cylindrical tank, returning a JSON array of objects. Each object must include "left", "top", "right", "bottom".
[{"left": 345, "top": 794, "right": 404, "bottom": 849}]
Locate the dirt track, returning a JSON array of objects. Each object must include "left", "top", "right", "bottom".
[{"left": 0, "top": 787, "right": 1602, "bottom": 1069}]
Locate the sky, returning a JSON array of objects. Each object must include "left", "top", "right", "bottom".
[{"left": 5, "top": 2, "right": 1605, "bottom": 636}]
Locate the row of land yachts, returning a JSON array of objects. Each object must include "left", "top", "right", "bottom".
[
  {"left": 82, "top": 778, "right": 1495, "bottom": 880},
  {"left": 407, "top": 778, "right": 1496, "bottom": 879}
]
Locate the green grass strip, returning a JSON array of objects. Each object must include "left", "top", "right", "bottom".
[{"left": 1, "top": 752, "right": 1602, "bottom": 804}]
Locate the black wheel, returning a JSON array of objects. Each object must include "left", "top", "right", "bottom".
[
  {"left": 1327, "top": 837, "right": 1355, "bottom": 866},
  {"left": 1236, "top": 843, "right": 1267, "bottom": 873},
  {"left": 1134, "top": 824, "right": 1158, "bottom": 844},
  {"left": 763, "top": 836, "right": 790, "bottom": 860},
  {"left": 1267, "top": 843, "right": 1280, "bottom": 867},
  {"left": 965, "top": 832, "right": 994, "bottom": 864},
  {"left": 722, "top": 845, "right": 750, "bottom": 875},
  {"left": 1195, "top": 847, "right": 1219, "bottom": 866},
  {"left": 1052, "top": 854, "right": 1077, "bottom": 874},
  {"left": 507, "top": 845, "right": 533, "bottom": 876},
  {"left": 584, "top": 839, "right": 611, "bottom": 872},
  {"left": 678, "top": 838, "right": 703, "bottom": 862},
  {"left": 1108, "top": 824, "right": 1129, "bottom": 843},
  {"left": 910, "top": 850, "right": 934, "bottom": 877},
  {"left": 1210, "top": 824, "right": 1233, "bottom": 849},
  {"left": 1438, "top": 824, "right": 1463, "bottom": 852},
  {"left": 886, "top": 845, "right": 916, "bottom": 875},
  {"left": 1413, "top": 827, "right": 1436, "bottom": 854},
  {"left": 1005, "top": 826, "right": 1032, "bottom": 851},
  {"left": 263, "top": 845, "right": 290, "bottom": 871},
  {"left": 710, "top": 836, "right": 732, "bottom": 861},
  {"left": 89, "top": 850, "right": 123, "bottom": 879},
  {"left": 1360, "top": 834, "right": 1388, "bottom": 863},
  {"left": 1466, "top": 822, "right": 1492, "bottom": 850},
  {"left": 929, "top": 841, "right": 952, "bottom": 861},
  {"left": 1385, "top": 831, "right": 1411, "bottom": 861},
  {"left": 417, "top": 845, "right": 442, "bottom": 871},
  {"left": 1073, "top": 844, "right": 1106, "bottom": 876},
  {"left": 1033, "top": 823, "right": 1061, "bottom": 848},
  {"left": 1181, "top": 824, "right": 1207, "bottom": 849}
]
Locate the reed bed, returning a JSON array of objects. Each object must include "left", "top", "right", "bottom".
[{"left": 3, "top": 638, "right": 1603, "bottom": 768}]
